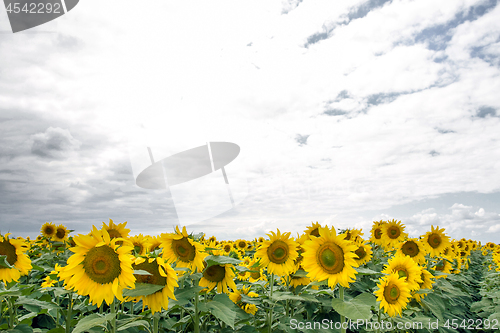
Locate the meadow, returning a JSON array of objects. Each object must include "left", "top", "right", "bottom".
[{"left": 0, "top": 219, "right": 499, "bottom": 332}]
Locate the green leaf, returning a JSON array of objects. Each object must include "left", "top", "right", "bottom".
[
  {"left": 122, "top": 283, "right": 164, "bottom": 297},
  {"left": 170, "top": 285, "right": 206, "bottom": 307},
  {"left": 47, "top": 327, "right": 66, "bottom": 333},
  {"left": 421, "top": 293, "right": 444, "bottom": 321},
  {"left": 15, "top": 297, "right": 61, "bottom": 311},
  {"left": 0, "top": 255, "right": 14, "bottom": 268},
  {"left": 133, "top": 270, "right": 152, "bottom": 275},
  {"left": 291, "top": 269, "right": 309, "bottom": 278},
  {"left": 206, "top": 294, "right": 239, "bottom": 329},
  {"left": 355, "top": 267, "right": 382, "bottom": 275},
  {"left": 4, "top": 325, "right": 33, "bottom": 333},
  {"left": 72, "top": 313, "right": 115, "bottom": 333},
  {"left": 331, "top": 293, "right": 375, "bottom": 321},
  {"left": 204, "top": 255, "right": 241, "bottom": 269},
  {"left": 117, "top": 319, "right": 149, "bottom": 331}
]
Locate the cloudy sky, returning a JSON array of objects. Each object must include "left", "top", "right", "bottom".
[{"left": 1, "top": 0, "right": 499, "bottom": 243}]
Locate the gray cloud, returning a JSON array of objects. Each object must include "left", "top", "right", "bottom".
[
  {"left": 31, "top": 127, "right": 81, "bottom": 159},
  {"left": 413, "top": 0, "right": 498, "bottom": 51},
  {"left": 475, "top": 106, "right": 498, "bottom": 118}
]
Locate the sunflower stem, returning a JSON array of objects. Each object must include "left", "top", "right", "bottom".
[
  {"left": 194, "top": 284, "right": 200, "bottom": 333},
  {"left": 65, "top": 292, "right": 73, "bottom": 333},
  {"left": 110, "top": 298, "right": 117, "bottom": 333},
  {"left": 339, "top": 285, "right": 346, "bottom": 333},
  {"left": 285, "top": 275, "right": 290, "bottom": 318},
  {"left": 153, "top": 312, "right": 160, "bottom": 333},
  {"left": 268, "top": 274, "right": 274, "bottom": 333},
  {"left": 7, "top": 297, "right": 15, "bottom": 329}
]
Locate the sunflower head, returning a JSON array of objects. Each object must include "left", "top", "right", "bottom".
[
  {"left": 301, "top": 226, "right": 359, "bottom": 289},
  {"left": 58, "top": 227, "right": 136, "bottom": 307},
  {"left": 382, "top": 255, "right": 423, "bottom": 291},
  {"left": 128, "top": 256, "right": 178, "bottom": 314},
  {"left": 304, "top": 222, "right": 324, "bottom": 238},
  {"left": 370, "top": 220, "right": 386, "bottom": 245},
  {"left": 52, "top": 224, "right": 69, "bottom": 242},
  {"left": 396, "top": 239, "right": 427, "bottom": 265},
  {"left": 199, "top": 261, "right": 237, "bottom": 294},
  {"left": 422, "top": 226, "right": 450, "bottom": 257},
  {"left": 375, "top": 273, "right": 411, "bottom": 317},
  {"left": 41, "top": 222, "right": 57, "bottom": 238},
  {"left": 0, "top": 233, "right": 32, "bottom": 283},
  {"left": 353, "top": 241, "right": 373, "bottom": 266},
  {"left": 161, "top": 227, "right": 207, "bottom": 273},
  {"left": 102, "top": 219, "right": 131, "bottom": 241},
  {"left": 254, "top": 229, "right": 299, "bottom": 276},
  {"left": 381, "top": 220, "right": 408, "bottom": 250}
]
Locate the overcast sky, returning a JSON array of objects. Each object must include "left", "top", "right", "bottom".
[{"left": 1, "top": 0, "right": 499, "bottom": 243}]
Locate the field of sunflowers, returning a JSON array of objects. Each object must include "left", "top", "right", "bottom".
[{"left": 1, "top": 219, "right": 499, "bottom": 333}]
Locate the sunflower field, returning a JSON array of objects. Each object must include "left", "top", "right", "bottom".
[{"left": 1, "top": 219, "right": 499, "bottom": 333}]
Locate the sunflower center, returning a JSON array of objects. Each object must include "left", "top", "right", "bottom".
[
  {"left": 55, "top": 228, "right": 66, "bottom": 239},
  {"left": 83, "top": 245, "right": 121, "bottom": 284},
  {"left": 224, "top": 245, "right": 231, "bottom": 253},
  {"left": 435, "top": 261, "right": 444, "bottom": 271},
  {"left": 317, "top": 243, "right": 344, "bottom": 274},
  {"left": 203, "top": 265, "right": 226, "bottom": 283},
  {"left": 106, "top": 229, "right": 122, "bottom": 239},
  {"left": 0, "top": 240, "right": 18, "bottom": 265},
  {"left": 45, "top": 227, "right": 54, "bottom": 235},
  {"left": 172, "top": 237, "right": 196, "bottom": 262},
  {"left": 267, "top": 240, "right": 289, "bottom": 264},
  {"left": 384, "top": 283, "right": 400, "bottom": 304},
  {"left": 428, "top": 233, "right": 441, "bottom": 248},
  {"left": 402, "top": 241, "right": 419, "bottom": 257},
  {"left": 355, "top": 247, "right": 366, "bottom": 260},
  {"left": 374, "top": 228, "right": 382, "bottom": 239},
  {"left": 133, "top": 261, "right": 166, "bottom": 286},
  {"left": 344, "top": 232, "right": 352, "bottom": 241},
  {"left": 387, "top": 226, "right": 400, "bottom": 239},
  {"left": 394, "top": 266, "right": 408, "bottom": 280},
  {"left": 134, "top": 243, "right": 143, "bottom": 254},
  {"left": 250, "top": 271, "right": 261, "bottom": 279},
  {"left": 238, "top": 241, "right": 246, "bottom": 248},
  {"left": 310, "top": 228, "right": 319, "bottom": 237}
]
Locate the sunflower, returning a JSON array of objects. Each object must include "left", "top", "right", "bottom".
[
  {"left": 353, "top": 241, "right": 373, "bottom": 266},
  {"left": 161, "top": 226, "right": 207, "bottom": 273},
  {"left": 382, "top": 255, "right": 422, "bottom": 291},
  {"left": 257, "top": 237, "right": 265, "bottom": 243},
  {"left": 53, "top": 224, "right": 69, "bottom": 242},
  {"left": 286, "top": 268, "right": 313, "bottom": 288},
  {"left": 301, "top": 226, "right": 359, "bottom": 288},
  {"left": 254, "top": 229, "right": 299, "bottom": 276},
  {"left": 41, "top": 264, "right": 63, "bottom": 288},
  {"left": 129, "top": 234, "right": 150, "bottom": 256},
  {"left": 229, "top": 286, "right": 259, "bottom": 315},
  {"left": 0, "top": 233, "right": 32, "bottom": 283},
  {"left": 342, "top": 228, "right": 364, "bottom": 243},
  {"left": 235, "top": 239, "right": 248, "bottom": 251},
  {"left": 374, "top": 273, "right": 411, "bottom": 317},
  {"left": 199, "top": 262, "right": 237, "bottom": 293},
  {"left": 102, "top": 219, "right": 131, "bottom": 240},
  {"left": 431, "top": 258, "right": 452, "bottom": 278},
  {"left": 148, "top": 235, "right": 162, "bottom": 253},
  {"left": 247, "top": 258, "right": 267, "bottom": 283},
  {"left": 412, "top": 269, "right": 435, "bottom": 302},
  {"left": 58, "top": 227, "right": 136, "bottom": 307},
  {"left": 304, "top": 222, "right": 324, "bottom": 238},
  {"left": 396, "top": 239, "right": 427, "bottom": 265},
  {"left": 41, "top": 222, "right": 57, "bottom": 238},
  {"left": 222, "top": 242, "right": 233, "bottom": 255},
  {"left": 370, "top": 220, "right": 386, "bottom": 245},
  {"left": 380, "top": 220, "right": 408, "bottom": 250},
  {"left": 421, "top": 226, "right": 450, "bottom": 257},
  {"left": 127, "top": 256, "right": 178, "bottom": 314}
]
